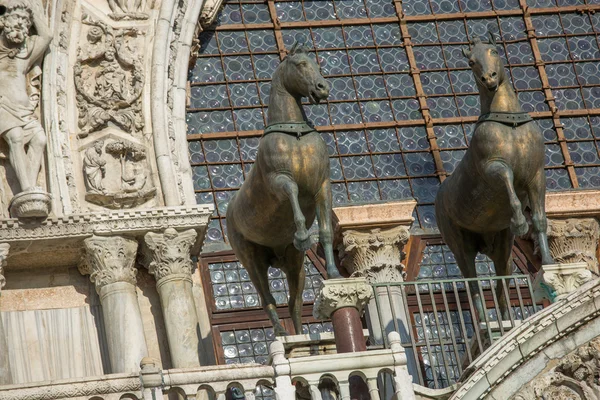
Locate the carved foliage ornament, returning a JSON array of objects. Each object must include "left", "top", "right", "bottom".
[
  {"left": 313, "top": 278, "right": 373, "bottom": 320},
  {"left": 338, "top": 226, "right": 409, "bottom": 283},
  {"left": 547, "top": 218, "right": 600, "bottom": 274},
  {"left": 143, "top": 228, "right": 197, "bottom": 280},
  {"left": 79, "top": 235, "right": 138, "bottom": 289},
  {"left": 74, "top": 15, "right": 144, "bottom": 138},
  {"left": 513, "top": 336, "right": 600, "bottom": 400},
  {"left": 0, "top": 243, "right": 8, "bottom": 291}
]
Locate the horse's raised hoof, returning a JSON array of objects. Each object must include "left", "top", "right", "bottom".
[
  {"left": 510, "top": 215, "right": 529, "bottom": 237},
  {"left": 274, "top": 325, "right": 290, "bottom": 337},
  {"left": 293, "top": 231, "right": 313, "bottom": 251},
  {"left": 327, "top": 268, "right": 342, "bottom": 279}
]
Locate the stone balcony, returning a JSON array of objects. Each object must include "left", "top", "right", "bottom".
[{"left": 0, "top": 332, "right": 413, "bottom": 400}]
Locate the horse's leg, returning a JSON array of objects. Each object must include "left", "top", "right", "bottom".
[
  {"left": 486, "top": 229, "right": 514, "bottom": 320},
  {"left": 527, "top": 170, "right": 554, "bottom": 265},
  {"left": 272, "top": 174, "right": 312, "bottom": 251},
  {"left": 227, "top": 221, "right": 288, "bottom": 335},
  {"left": 281, "top": 246, "right": 306, "bottom": 334},
  {"left": 484, "top": 161, "right": 528, "bottom": 236},
  {"left": 315, "top": 179, "right": 341, "bottom": 279}
]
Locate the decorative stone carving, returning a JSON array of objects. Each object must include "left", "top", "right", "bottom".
[
  {"left": 107, "top": 0, "right": 149, "bottom": 20},
  {"left": 83, "top": 140, "right": 107, "bottom": 194},
  {"left": 0, "top": 0, "right": 53, "bottom": 219},
  {"left": 79, "top": 235, "right": 138, "bottom": 290},
  {"left": 513, "top": 337, "right": 600, "bottom": 400},
  {"left": 313, "top": 278, "right": 373, "bottom": 320},
  {"left": 547, "top": 218, "right": 600, "bottom": 274},
  {"left": 74, "top": 15, "right": 144, "bottom": 138},
  {"left": 83, "top": 138, "right": 156, "bottom": 209},
  {"left": 338, "top": 225, "right": 410, "bottom": 284},
  {"left": 536, "top": 262, "right": 593, "bottom": 302},
  {"left": 143, "top": 228, "right": 197, "bottom": 280},
  {"left": 0, "top": 243, "right": 8, "bottom": 291}
]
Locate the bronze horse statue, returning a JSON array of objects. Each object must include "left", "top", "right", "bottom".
[
  {"left": 227, "top": 43, "right": 341, "bottom": 336},
  {"left": 435, "top": 33, "right": 554, "bottom": 319}
]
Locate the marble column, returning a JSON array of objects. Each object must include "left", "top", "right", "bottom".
[
  {"left": 338, "top": 225, "right": 419, "bottom": 381},
  {"left": 535, "top": 218, "right": 600, "bottom": 302},
  {"left": 79, "top": 235, "right": 148, "bottom": 373},
  {"left": 313, "top": 278, "right": 372, "bottom": 353},
  {"left": 0, "top": 243, "right": 11, "bottom": 385},
  {"left": 143, "top": 228, "right": 202, "bottom": 368}
]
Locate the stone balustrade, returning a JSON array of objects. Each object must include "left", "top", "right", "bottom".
[{"left": 0, "top": 331, "right": 415, "bottom": 400}]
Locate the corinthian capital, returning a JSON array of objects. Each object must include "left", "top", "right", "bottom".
[
  {"left": 338, "top": 225, "right": 410, "bottom": 284},
  {"left": 313, "top": 278, "right": 373, "bottom": 320},
  {"left": 0, "top": 243, "right": 9, "bottom": 292},
  {"left": 79, "top": 235, "right": 138, "bottom": 290},
  {"left": 547, "top": 218, "right": 600, "bottom": 274},
  {"left": 143, "top": 228, "right": 197, "bottom": 280}
]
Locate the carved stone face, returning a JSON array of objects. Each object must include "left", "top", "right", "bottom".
[{"left": 3, "top": 8, "right": 31, "bottom": 45}]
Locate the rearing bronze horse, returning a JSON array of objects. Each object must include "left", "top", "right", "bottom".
[
  {"left": 226, "top": 43, "right": 341, "bottom": 336},
  {"left": 435, "top": 33, "right": 554, "bottom": 319}
]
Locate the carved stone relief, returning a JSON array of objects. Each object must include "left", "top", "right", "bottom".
[
  {"left": 74, "top": 15, "right": 144, "bottom": 138},
  {"left": 80, "top": 137, "right": 156, "bottom": 209},
  {"left": 547, "top": 218, "right": 600, "bottom": 274},
  {"left": 513, "top": 336, "right": 600, "bottom": 399},
  {"left": 107, "top": 0, "right": 149, "bottom": 20}
]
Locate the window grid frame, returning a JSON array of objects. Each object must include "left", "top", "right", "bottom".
[{"left": 188, "top": 0, "right": 600, "bottom": 240}]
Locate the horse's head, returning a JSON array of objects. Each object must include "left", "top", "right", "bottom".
[
  {"left": 280, "top": 42, "right": 329, "bottom": 104},
  {"left": 463, "top": 32, "right": 505, "bottom": 92}
]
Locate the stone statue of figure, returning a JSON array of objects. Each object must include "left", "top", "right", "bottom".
[
  {"left": 0, "top": 0, "right": 52, "bottom": 194},
  {"left": 83, "top": 140, "right": 106, "bottom": 194}
]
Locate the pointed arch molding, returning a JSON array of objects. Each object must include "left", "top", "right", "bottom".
[
  {"left": 150, "top": 0, "right": 207, "bottom": 206},
  {"left": 450, "top": 278, "right": 600, "bottom": 400}
]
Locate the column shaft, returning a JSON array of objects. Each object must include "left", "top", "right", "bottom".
[
  {"left": 99, "top": 282, "right": 148, "bottom": 373},
  {"left": 156, "top": 274, "right": 200, "bottom": 367},
  {"left": 331, "top": 307, "right": 366, "bottom": 353},
  {"left": 0, "top": 243, "right": 10, "bottom": 384}
]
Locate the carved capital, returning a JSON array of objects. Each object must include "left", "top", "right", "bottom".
[
  {"left": 79, "top": 235, "right": 138, "bottom": 290},
  {"left": 547, "top": 218, "right": 600, "bottom": 274},
  {"left": 513, "top": 336, "right": 600, "bottom": 399},
  {"left": 142, "top": 228, "right": 197, "bottom": 281},
  {"left": 313, "top": 278, "right": 373, "bottom": 320},
  {"left": 537, "top": 262, "right": 593, "bottom": 302},
  {"left": 0, "top": 243, "right": 9, "bottom": 292},
  {"left": 338, "top": 225, "right": 409, "bottom": 284}
]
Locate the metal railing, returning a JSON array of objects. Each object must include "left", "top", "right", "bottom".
[{"left": 370, "top": 275, "right": 540, "bottom": 389}]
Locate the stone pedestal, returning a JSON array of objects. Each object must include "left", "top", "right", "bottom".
[
  {"left": 0, "top": 243, "right": 10, "bottom": 384},
  {"left": 535, "top": 262, "right": 592, "bottom": 302},
  {"left": 8, "top": 189, "right": 52, "bottom": 219},
  {"left": 143, "top": 228, "right": 202, "bottom": 368},
  {"left": 79, "top": 235, "right": 148, "bottom": 373},
  {"left": 313, "top": 278, "right": 372, "bottom": 353}
]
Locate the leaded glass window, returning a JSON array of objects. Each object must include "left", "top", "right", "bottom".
[
  {"left": 209, "top": 256, "right": 323, "bottom": 311},
  {"left": 187, "top": 0, "right": 599, "bottom": 243}
]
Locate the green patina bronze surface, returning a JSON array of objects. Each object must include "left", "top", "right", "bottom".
[
  {"left": 226, "top": 43, "right": 340, "bottom": 336},
  {"left": 435, "top": 33, "right": 554, "bottom": 318}
]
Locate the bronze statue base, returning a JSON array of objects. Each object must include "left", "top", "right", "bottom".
[{"left": 9, "top": 188, "right": 52, "bottom": 219}]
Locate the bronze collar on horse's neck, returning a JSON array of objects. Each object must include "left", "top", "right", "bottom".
[
  {"left": 263, "top": 121, "right": 317, "bottom": 139},
  {"left": 477, "top": 111, "right": 533, "bottom": 128}
]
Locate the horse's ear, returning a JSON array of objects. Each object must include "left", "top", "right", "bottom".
[
  {"left": 462, "top": 47, "right": 472, "bottom": 58},
  {"left": 488, "top": 31, "right": 497, "bottom": 47},
  {"left": 289, "top": 42, "right": 299, "bottom": 55}
]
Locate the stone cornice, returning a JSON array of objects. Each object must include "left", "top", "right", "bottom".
[
  {"left": 546, "top": 190, "right": 600, "bottom": 218},
  {"left": 333, "top": 200, "right": 416, "bottom": 230},
  {"left": 0, "top": 205, "right": 213, "bottom": 243}
]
